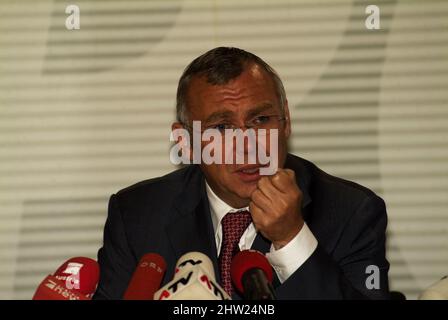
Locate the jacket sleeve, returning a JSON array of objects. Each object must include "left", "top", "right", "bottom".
[
  {"left": 93, "top": 194, "right": 137, "bottom": 300},
  {"left": 274, "top": 195, "right": 390, "bottom": 300}
]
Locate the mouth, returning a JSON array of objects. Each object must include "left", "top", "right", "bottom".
[{"left": 234, "top": 164, "right": 268, "bottom": 182}]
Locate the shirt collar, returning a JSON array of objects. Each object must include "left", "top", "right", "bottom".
[{"left": 205, "top": 181, "right": 249, "bottom": 236}]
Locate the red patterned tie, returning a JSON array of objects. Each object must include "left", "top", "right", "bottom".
[{"left": 218, "top": 210, "right": 252, "bottom": 296}]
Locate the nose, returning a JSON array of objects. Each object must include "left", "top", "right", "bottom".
[{"left": 232, "top": 128, "right": 258, "bottom": 164}]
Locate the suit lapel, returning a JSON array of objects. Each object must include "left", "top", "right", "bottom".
[
  {"left": 285, "top": 154, "right": 312, "bottom": 220},
  {"left": 165, "top": 170, "right": 219, "bottom": 279}
]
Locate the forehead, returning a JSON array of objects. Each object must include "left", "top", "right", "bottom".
[{"left": 185, "top": 63, "right": 279, "bottom": 119}]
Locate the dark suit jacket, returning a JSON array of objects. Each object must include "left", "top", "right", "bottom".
[{"left": 93, "top": 154, "right": 390, "bottom": 300}]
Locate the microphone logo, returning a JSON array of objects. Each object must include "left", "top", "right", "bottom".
[
  {"left": 61, "top": 262, "right": 82, "bottom": 290},
  {"left": 41, "top": 277, "right": 83, "bottom": 300},
  {"left": 45, "top": 279, "right": 57, "bottom": 290},
  {"left": 140, "top": 261, "right": 164, "bottom": 273}
]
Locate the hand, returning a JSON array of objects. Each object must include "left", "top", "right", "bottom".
[{"left": 249, "top": 168, "right": 304, "bottom": 250}]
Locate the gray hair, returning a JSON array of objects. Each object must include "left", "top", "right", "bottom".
[{"left": 176, "top": 47, "right": 287, "bottom": 124}]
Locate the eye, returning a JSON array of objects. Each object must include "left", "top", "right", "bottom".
[
  {"left": 252, "top": 115, "right": 271, "bottom": 125},
  {"left": 211, "top": 123, "right": 232, "bottom": 131}
]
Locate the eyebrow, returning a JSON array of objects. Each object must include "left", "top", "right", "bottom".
[
  {"left": 245, "top": 103, "right": 276, "bottom": 118},
  {"left": 203, "top": 103, "right": 276, "bottom": 125},
  {"left": 204, "top": 110, "right": 234, "bottom": 124}
]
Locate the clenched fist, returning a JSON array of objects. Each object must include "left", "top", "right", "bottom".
[{"left": 249, "top": 168, "right": 304, "bottom": 250}]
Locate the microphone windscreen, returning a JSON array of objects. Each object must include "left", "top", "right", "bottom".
[
  {"left": 123, "top": 253, "right": 167, "bottom": 300},
  {"left": 175, "top": 251, "right": 215, "bottom": 279},
  {"left": 230, "top": 250, "right": 273, "bottom": 294},
  {"left": 53, "top": 257, "right": 100, "bottom": 296},
  {"left": 33, "top": 275, "right": 89, "bottom": 300},
  {"left": 154, "top": 265, "right": 230, "bottom": 300}
]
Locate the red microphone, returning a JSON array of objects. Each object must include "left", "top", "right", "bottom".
[
  {"left": 231, "top": 250, "right": 276, "bottom": 300},
  {"left": 33, "top": 257, "right": 99, "bottom": 300},
  {"left": 53, "top": 257, "right": 100, "bottom": 297},
  {"left": 33, "top": 275, "right": 89, "bottom": 300},
  {"left": 123, "top": 253, "right": 167, "bottom": 300}
]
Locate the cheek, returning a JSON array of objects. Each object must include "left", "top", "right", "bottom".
[
  {"left": 256, "top": 133, "right": 278, "bottom": 156},
  {"left": 202, "top": 163, "right": 232, "bottom": 181}
]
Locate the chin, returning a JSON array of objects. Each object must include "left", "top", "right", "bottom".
[{"left": 232, "top": 182, "right": 258, "bottom": 201}]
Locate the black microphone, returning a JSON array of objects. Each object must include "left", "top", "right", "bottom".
[{"left": 231, "top": 250, "right": 276, "bottom": 300}]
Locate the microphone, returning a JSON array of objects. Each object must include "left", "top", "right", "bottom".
[
  {"left": 231, "top": 250, "right": 276, "bottom": 300},
  {"left": 419, "top": 276, "right": 448, "bottom": 300},
  {"left": 123, "top": 253, "right": 167, "bottom": 300},
  {"left": 33, "top": 257, "right": 99, "bottom": 300},
  {"left": 154, "top": 251, "right": 230, "bottom": 300},
  {"left": 174, "top": 251, "right": 216, "bottom": 279},
  {"left": 53, "top": 257, "right": 100, "bottom": 297},
  {"left": 33, "top": 275, "right": 89, "bottom": 300}
]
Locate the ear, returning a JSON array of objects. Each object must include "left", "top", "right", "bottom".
[
  {"left": 171, "top": 122, "right": 193, "bottom": 162},
  {"left": 283, "top": 99, "right": 291, "bottom": 139},
  {"left": 171, "top": 122, "right": 184, "bottom": 133}
]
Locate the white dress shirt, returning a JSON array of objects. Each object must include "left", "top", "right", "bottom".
[{"left": 205, "top": 181, "right": 318, "bottom": 283}]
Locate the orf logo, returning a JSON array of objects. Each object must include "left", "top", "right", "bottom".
[{"left": 63, "top": 262, "right": 82, "bottom": 290}]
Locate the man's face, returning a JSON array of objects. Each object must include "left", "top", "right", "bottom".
[{"left": 178, "top": 63, "right": 291, "bottom": 208}]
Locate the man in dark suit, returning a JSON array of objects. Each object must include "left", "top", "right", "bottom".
[{"left": 93, "top": 47, "right": 390, "bottom": 300}]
